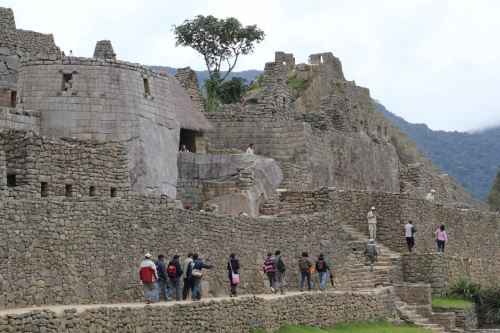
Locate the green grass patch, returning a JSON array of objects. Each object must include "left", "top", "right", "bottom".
[
  {"left": 288, "top": 77, "right": 310, "bottom": 92},
  {"left": 252, "top": 317, "right": 433, "bottom": 333},
  {"left": 432, "top": 297, "right": 473, "bottom": 309}
]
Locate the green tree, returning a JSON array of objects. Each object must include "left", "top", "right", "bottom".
[
  {"left": 173, "top": 15, "right": 264, "bottom": 108},
  {"left": 488, "top": 169, "right": 500, "bottom": 212}
]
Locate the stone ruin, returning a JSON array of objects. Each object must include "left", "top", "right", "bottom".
[{"left": 0, "top": 7, "right": 498, "bottom": 333}]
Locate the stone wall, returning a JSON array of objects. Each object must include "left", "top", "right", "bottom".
[
  {"left": 16, "top": 55, "right": 184, "bottom": 197},
  {"left": 175, "top": 67, "right": 203, "bottom": 109},
  {"left": 0, "top": 198, "right": 349, "bottom": 309},
  {"left": 433, "top": 304, "right": 478, "bottom": 331},
  {"left": 93, "top": 40, "right": 116, "bottom": 60},
  {"left": 0, "top": 107, "right": 40, "bottom": 131},
  {"left": 0, "top": 288, "right": 398, "bottom": 332},
  {"left": 402, "top": 254, "right": 499, "bottom": 295},
  {"left": 0, "top": 130, "right": 129, "bottom": 198}
]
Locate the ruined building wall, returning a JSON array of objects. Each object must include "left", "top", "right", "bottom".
[
  {"left": 0, "top": 130, "right": 129, "bottom": 198},
  {"left": 93, "top": 40, "right": 116, "bottom": 60},
  {"left": 0, "top": 107, "right": 40, "bottom": 132},
  {"left": 175, "top": 67, "right": 203, "bottom": 109},
  {"left": 0, "top": 200, "right": 349, "bottom": 309},
  {"left": 0, "top": 289, "right": 398, "bottom": 333},
  {"left": 16, "top": 55, "right": 181, "bottom": 197}
]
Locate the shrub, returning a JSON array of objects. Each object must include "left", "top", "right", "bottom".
[
  {"left": 478, "top": 283, "right": 500, "bottom": 325},
  {"left": 445, "top": 277, "right": 482, "bottom": 302}
]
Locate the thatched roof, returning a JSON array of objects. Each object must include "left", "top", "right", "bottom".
[{"left": 168, "top": 74, "right": 213, "bottom": 132}]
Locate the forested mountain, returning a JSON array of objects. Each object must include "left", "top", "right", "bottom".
[
  {"left": 151, "top": 65, "right": 499, "bottom": 202},
  {"left": 375, "top": 101, "right": 500, "bottom": 201}
]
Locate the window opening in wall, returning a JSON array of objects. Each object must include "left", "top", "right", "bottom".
[
  {"left": 65, "top": 184, "right": 73, "bottom": 197},
  {"left": 179, "top": 128, "right": 198, "bottom": 153},
  {"left": 41, "top": 182, "right": 49, "bottom": 197},
  {"left": 110, "top": 187, "right": 117, "bottom": 198},
  {"left": 7, "top": 174, "right": 16, "bottom": 187},
  {"left": 10, "top": 91, "right": 17, "bottom": 107},
  {"left": 89, "top": 186, "right": 96, "bottom": 197},
  {"left": 62, "top": 74, "right": 73, "bottom": 91},
  {"left": 143, "top": 78, "right": 150, "bottom": 96}
]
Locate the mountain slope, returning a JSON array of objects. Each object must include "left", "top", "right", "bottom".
[
  {"left": 375, "top": 101, "right": 500, "bottom": 201},
  {"left": 150, "top": 66, "right": 261, "bottom": 86}
]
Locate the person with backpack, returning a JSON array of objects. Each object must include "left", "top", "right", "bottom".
[
  {"left": 364, "top": 239, "right": 378, "bottom": 271},
  {"left": 154, "top": 254, "right": 168, "bottom": 301},
  {"left": 167, "top": 255, "right": 183, "bottom": 301},
  {"left": 227, "top": 253, "right": 240, "bottom": 297},
  {"left": 191, "top": 253, "right": 213, "bottom": 301},
  {"left": 263, "top": 252, "right": 276, "bottom": 293},
  {"left": 298, "top": 252, "right": 313, "bottom": 292},
  {"left": 139, "top": 253, "right": 158, "bottom": 304},
  {"left": 181, "top": 252, "right": 194, "bottom": 300},
  {"left": 315, "top": 253, "right": 331, "bottom": 291},
  {"left": 274, "top": 250, "right": 286, "bottom": 295}
]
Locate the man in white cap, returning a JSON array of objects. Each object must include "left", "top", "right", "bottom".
[
  {"left": 426, "top": 189, "right": 436, "bottom": 201},
  {"left": 139, "top": 253, "right": 158, "bottom": 304},
  {"left": 367, "top": 207, "right": 378, "bottom": 239}
]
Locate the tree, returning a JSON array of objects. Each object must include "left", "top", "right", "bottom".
[
  {"left": 173, "top": 15, "right": 265, "bottom": 103},
  {"left": 488, "top": 169, "right": 500, "bottom": 212}
]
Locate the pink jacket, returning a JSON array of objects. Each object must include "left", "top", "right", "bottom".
[{"left": 435, "top": 229, "right": 448, "bottom": 242}]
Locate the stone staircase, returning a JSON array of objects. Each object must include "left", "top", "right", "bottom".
[{"left": 342, "top": 224, "right": 401, "bottom": 290}]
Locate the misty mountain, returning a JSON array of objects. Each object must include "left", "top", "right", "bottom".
[
  {"left": 375, "top": 101, "right": 500, "bottom": 201},
  {"left": 150, "top": 66, "right": 262, "bottom": 86}
]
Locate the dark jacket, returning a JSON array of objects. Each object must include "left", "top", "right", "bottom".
[
  {"left": 227, "top": 258, "right": 240, "bottom": 278},
  {"left": 193, "top": 259, "right": 213, "bottom": 271},
  {"left": 167, "top": 259, "right": 183, "bottom": 278},
  {"left": 155, "top": 260, "right": 167, "bottom": 281},
  {"left": 315, "top": 258, "right": 330, "bottom": 273}
]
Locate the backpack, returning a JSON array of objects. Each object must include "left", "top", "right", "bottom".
[
  {"left": 140, "top": 266, "right": 155, "bottom": 283},
  {"left": 277, "top": 257, "right": 286, "bottom": 273},
  {"left": 298, "top": 258, "right": 310, "bottom": 272},
  {"left": 316, "top": 259, "right": 324, "bottom": 271},
  {"left": 167, "top": 263, "right": 177, "bottom": 278}
]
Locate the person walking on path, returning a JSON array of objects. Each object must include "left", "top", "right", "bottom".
[
  {"left": 404, "top": 220, "right": 416, "bottom": 253},
  {"left": 315, "top": 253, "right": 331, "bottom": 291},
  {"left": 139, "top": 253, "right": 158, "bottom": 304},
  {"left": 367, "top": 207, "right": 379, "bottom": 239},
  {"left": 154, "top": 254, "right": 169, "bottom": 301},
  {"left": 298, "top": 252, "right": 313, "bottom": 292},
  {"left": 191, "top": 253, "right": 213, "bottom": 301},
  {"left": 167, "top": 255, "right": 183, "bottom": 301},
  {"left": 263, "top": 252, "right": 276, "bottom": 293},
  {"left": 181, "top": 252, "right": 194, "bottom": 300},
  {"left": 364, "top": 239, "right": 378, "bottom": 272},
  {"left": 274, "top": 250, "right": 286, "bottom": 295},
  {"left": 227, "top": 253, "right": 241, "bottom": 297},
  {"left": 435, "top": 224, "right": 448, "bottom": 253}
]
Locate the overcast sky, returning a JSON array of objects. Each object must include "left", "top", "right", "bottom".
[{"left": 4, "top": 0, "right": 500, "bottom": 132}]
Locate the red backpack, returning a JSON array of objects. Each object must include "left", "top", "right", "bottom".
[
  {"left": 167, "top": 263, "right": 177, "bottom": 278},
  {"left": 140, "top": 266, "right": 156, "bottom": 283}
]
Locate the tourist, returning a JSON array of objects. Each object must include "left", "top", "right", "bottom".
[
  {"left": 154, "top": 254, "right": 169, "bottom": 301},
  {"left": 434, "top": 224, "right": 448, "bottom": 253},
  {"left": 139, "top": 253, "right": 158, "bottom": 304},
  {"left": 191, "top": 253, "right": 214, "bottom": 301},
  {"left": 227, "top": 253, "right": 240, "bottom": 297},
  {"left": 263, "top": 252, "right": 276, "bottom": 293},
  {"left": 315, "top": 253, "right": 331, "bottom": 291},
  {"left": 274, "top": 250, "right": 286, "bottom": 295},
  {"left": 426, "top": 189, "right": 436, "bottom": 201},
  {"left": 179, "top": 144, "right": 190, "bottom": 153},
  {"left": 245, "top": 143, "right": 255, "bottom": 155},
  {"left": 201, "top": 203, "right": 212, "bottom": 213},
  {"left": 167, "top": 255, "right": 183, "bottom": 301},
  {"left": 181, "top": 253, "right": 194, "bottom": 300},
  {"left": 367, "top": 207, "right": 379, "bottom": 239},
  {"left": 364, "top": 239, "right": 378, "bottom": 272},
  {"left": 183, "top": 204, "right": 193, "bottom": 211},
  {"left": 404, "top": 220, "right": 416, "bottom": 253},
  {"left": 298, "top": 252, "right": 313, "bottom": 292}
]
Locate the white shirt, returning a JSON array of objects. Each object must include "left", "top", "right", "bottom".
[
  {"left": 404, "top": 223, "right": 415, "bottom": 237},
  {"left": 367, "top": 211, "right": 377, "bottom": 224},
  {"left": 245, "top": 147, "right": 254, "bottom": 154},
  {"left": 426, "top": 193, "right": 435, "bottom": 201}
]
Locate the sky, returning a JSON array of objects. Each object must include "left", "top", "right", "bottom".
[{"left": 4, "top": 0, "right": 500, "bottom": 132}]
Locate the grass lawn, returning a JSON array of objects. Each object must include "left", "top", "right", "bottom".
[
  {"left": 252, "top": 318, "right": 433, "bottom": 333},
  {"left": 432, "top": 297, "right": 473, "bottom": 309}
]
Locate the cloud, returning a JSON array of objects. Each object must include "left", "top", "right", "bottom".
[{"left": 3, "top": 0, "right": 500, "bottom": 131}]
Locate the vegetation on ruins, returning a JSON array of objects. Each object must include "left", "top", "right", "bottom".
[
  {"left": 488, "top": 168, "right": 500, "bottom": 211},
  {"left": 432, "top": 297, "right": 473, "bottom": 309},
  {"left": 445, "top": 277, "right": 500, "bottom": 325},
  {"left": 252, "top": 318, "right": 433, "bottom": 332},
  {"left": 173, "top": 15, "right": 264, "bottom": 110}
]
